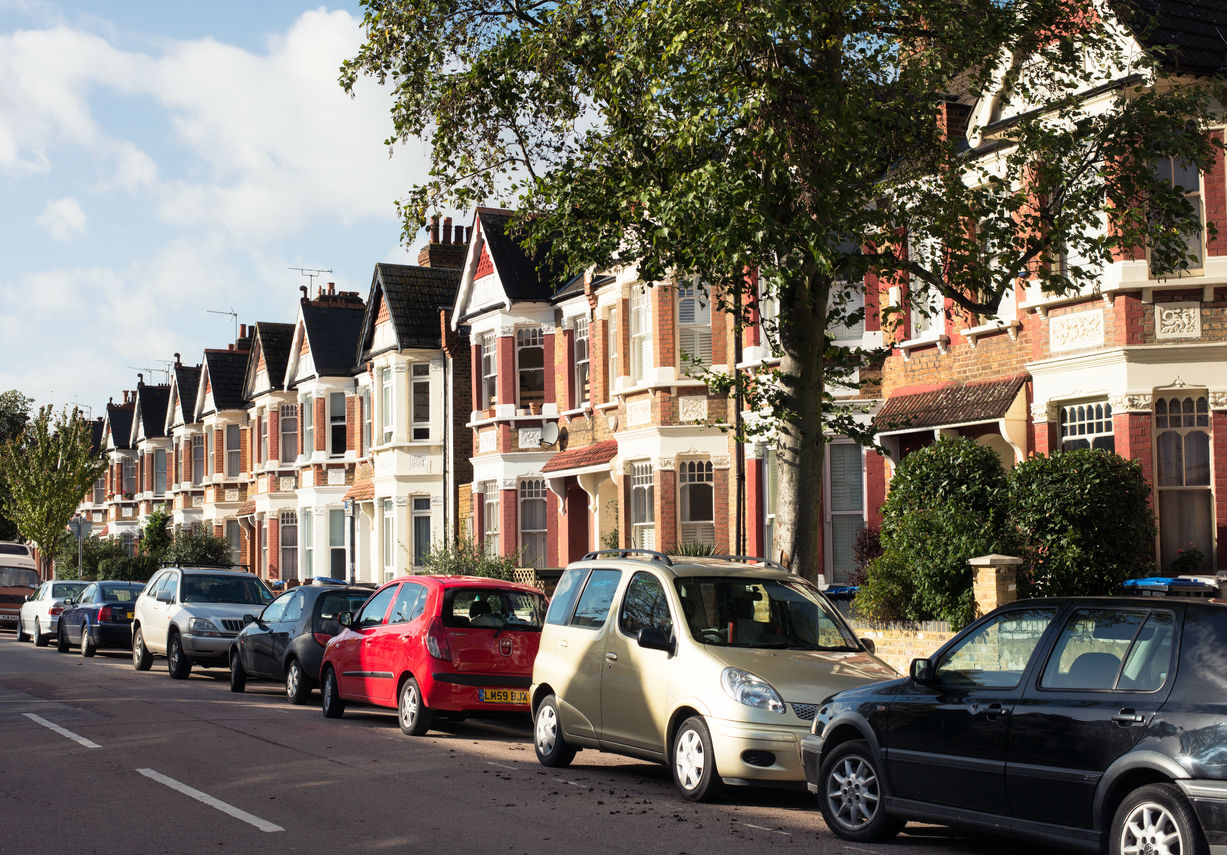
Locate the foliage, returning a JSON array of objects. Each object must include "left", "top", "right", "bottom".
[
  {"left": 53, "top": 532, "right": 126, "bottom": 580},
  {"left": 140, "top": 510, "right": 173, "bottom": 561},
  {"left": 672, "top": 541, "right": 716, "bottom": 557},
  {"left": 848, "top": 526, "right": 882, "bottom": 587},
  {"left": 163, "top": 527, "right": 235, "bottom": 567},
  {"left": 856, "top": 438, "right": 1013, "bottom": 627},
  {"left": 97, "top": 554, "right": 159, "bottom": 583},
  {"left": 853, "top": 552, "right": 914, "bottom": 623},
  {"left": 344, "top": 0, "right": 1220, "bottom": 580},
  {"left": 1009, "top": 449, "right": 1156, "bottom": 597},
  {"left": 0, "top": 406, "right": 106, "bottom": 576},
  {"left": 600, "top": 500, "right": 620, "bottom": 550},
  {"left": 421, "top": 535, "right": 518, "bottom": 580},
  {"left": 1168, "top": 545, "right": 1205, "bottom": 576},
  {"left": 0, "top": 389, "right": 34, "bottom": 542}
]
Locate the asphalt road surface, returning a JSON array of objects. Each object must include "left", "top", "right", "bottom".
[{"left": 0, "top": 634, "right": 1064, "bottom": 855}]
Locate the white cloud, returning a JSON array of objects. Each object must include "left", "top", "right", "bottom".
[{"left": 36, "top": 196, "right": 87, "bottom": 240}]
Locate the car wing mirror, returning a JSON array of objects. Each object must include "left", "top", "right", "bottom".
[
  {"left": 155, "top": 590, "right": 173, "bottom": 604},
  {"left": 859, "top": 637, "right": 876, "bottom": 655},
  {"left": 337, "top": 611, "right": 353, "bottom": 629},
  {"left": 910, "top": 657, "right": 934, "bottom": 684},
  {"left": 637, "top": 626, "right": 675, "bottom": 654}
]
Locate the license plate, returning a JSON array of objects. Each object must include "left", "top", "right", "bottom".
[
  {"left": 125, "top": 611, "right": 134, "bottom": 620},
  {"left": 477, "top": 688, "right": 528, "bottom": 705},
  {"left": 0, "top": 614, "right": 16, "bottom": 624}
]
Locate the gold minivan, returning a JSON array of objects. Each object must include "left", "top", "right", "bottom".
[{"left": 530, "top": 551, "right": 897, "bottom": 801}]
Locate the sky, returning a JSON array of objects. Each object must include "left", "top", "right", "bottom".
[{"left": 0, "top": 0, "right": 443, "bottom": 421}]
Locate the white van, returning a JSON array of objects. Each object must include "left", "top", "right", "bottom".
[{"left": 1, "top": 542, "right": 40, "bottom": 631}]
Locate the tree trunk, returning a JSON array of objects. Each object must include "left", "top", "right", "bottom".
[{"left": 772, "top": 271, "right": 830, "bottom": 584}]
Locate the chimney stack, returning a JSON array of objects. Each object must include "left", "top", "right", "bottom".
[
  {"left": 174, "top": 352, "right": 181, "bottom": 365},
  {"left": 137, "top": 373, "right": 144, "bottom": 386},
  {"left": 418, "top": 213, "right": 469, "bottom": 269}
]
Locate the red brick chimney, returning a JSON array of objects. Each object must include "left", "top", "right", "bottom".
[{"left": 418, "top": 213, "right": 470, "bottom": 269}]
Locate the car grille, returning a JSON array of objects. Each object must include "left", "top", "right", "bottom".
[
  {"left": 219, "top": 619, "right": 245, "bottom": 634},
  {"left": 791, "top": 703, "right": 818, "bottom": 721}
]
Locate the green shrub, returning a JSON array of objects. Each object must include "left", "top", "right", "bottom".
[
  {"left": 54, "top": 533, "right": 126, "bottom": 580},
  {"left": 1008, "top": 448, "right": 1156, "bottom": 597},
  {"left": 421, "top": 536, "right": 519, "bottom": 580},
  {"left": 672, "top": 541, "right": 716, "bottom": 557},
  {"left": 164, "top": 527, "right": 233, "bottom": 566},
  {"left": 140, "top": 510, "right": 173, "bottom": 561},
  {"left": 853, "top": 552, "right": 913, "bottom": 622},
  {"left": 97, "top": 553, "right": 158, "bottom": 582}
]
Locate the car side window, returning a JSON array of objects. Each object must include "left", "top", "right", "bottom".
[
  {"left": 261, "top": 591, "right": 294, "bottom": 623},
  {"left": 570, "top": 570, "right": 622, "bottom": 629},
  {"left": 163, "top": 573, "right": 180, "bottom": 602},
  {"left": 619, "top": 572, "right": 673, "bottom": 638},
  {"left": 935, "top": 607, "right": 1057, "bottom": 689},
  {"left": 281, "top": 591, "right": 304, "bottom": 623},
  {"left": 357, "top": 584, "right": 398, "bottom": 628},
  {"left": 388, "top": 583, "right": 425, "bottom": 624},
  {"left": 545, "top": 567, "right": 588, "bottom": 626},
  {"left": 1041, "top": 609, "right": 1174, "bottom": 692},
  {"left": 80, "top": 584, "right": 98, "bottom": 602},
  {"left": 144, "top": 572, "right": 168, "bottom": 598},
  {"left": 33, "top": 583, "right": 47, "bottom": 600}
]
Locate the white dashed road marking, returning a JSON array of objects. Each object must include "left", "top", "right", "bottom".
[
  {"left": 740, "top": 822, "right": 790, "bottom": 836},
  {"left": 136, "top": 768, "right": 285, "bottom": 833},
  {"left": 486, "top": 762, "right": 517, "bottom": 769},
  {"left": 24, "top": 713, "right": 101, "bottom": 749}
]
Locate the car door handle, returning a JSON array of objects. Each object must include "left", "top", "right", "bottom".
[
  {"left": 1112, "top": 709, "right": 1144, "bottom": 725},
  {"left": 559, "top": 639, "right": 568, "bottom": 648},
  {"left": 974, "top": 703, "right": 1010, "bottom": 719},
  {"left": 605, "top": 652, "right": 618, "bottom": 663}
]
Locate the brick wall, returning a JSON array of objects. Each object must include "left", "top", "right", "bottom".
[{"left": 848, "top": 621, "right": 955, "bottom": 675}]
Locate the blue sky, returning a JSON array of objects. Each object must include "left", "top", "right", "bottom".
[{"left": 0, "top": 1, "right": 443, "bottom": 419}]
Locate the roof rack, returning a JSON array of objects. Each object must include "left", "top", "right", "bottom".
[
  {"left": 581, "top": 549, "right": 674, "bottom": 566},
  {"left": 719, "top": 554, "right": 788, "bottom": 572}
]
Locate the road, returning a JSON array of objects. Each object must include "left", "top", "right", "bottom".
[{"left": 0, "top": 635, "right": 1062, "bottom": 855}]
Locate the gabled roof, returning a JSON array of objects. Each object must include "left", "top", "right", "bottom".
[
  {"left": 166, "top": 363, "right": 201, "bottom": 430},
  {"left": 198, "top": 349, "right": 250, "bottom": 416},
  {"left": 359, "top": 263, "right": 462, "bottom": 360},
  {"left": 104, "top": 402, "right": 135, "bottom": 451},
  {"left": 130, "top": 384, "right": 170, "bottom": 445},
  {"left": 286, "top": 290, "right": 366, "bottom": 385},
  {"left": 243, "top": 321, "right": 295, "bottom": 399},
  {"left": 1123, "top": 0, "right": 1227, "bottom": 73},
  {"left": 88, "top": 418, "right": 105, "bottom": 454}
]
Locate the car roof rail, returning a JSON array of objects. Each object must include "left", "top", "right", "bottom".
[
  {"left": 718, "top": 554, "right": 788, "bottom": 572},
  {"left": 581, "top": 549, "right": 674, "bottom": 566}
]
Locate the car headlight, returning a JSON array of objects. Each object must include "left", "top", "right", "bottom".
[
  {"left": 186, "top": 618, "right": 222, "bottom": 637},
  {"left": 721, "top": 667, "right": 785, "bottom": 714}
]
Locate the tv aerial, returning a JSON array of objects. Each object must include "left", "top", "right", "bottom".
[
  {"left": 207, "top": 307, "right": 239, "bottom": 339},
  {"left": 290, "top": 267, "right": 333, "bottom": 293}
]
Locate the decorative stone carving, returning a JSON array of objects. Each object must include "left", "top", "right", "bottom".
[
  {"left": 627, "top": 399, "right": 651, "bottom": 426},
  {"left": 1209, "top": 391, "right": 1227, "bottom": 410},
  {"left": 408, "top": 455, "right": 428, "bottom": 472},
  {"left": 541, "top": 322, "right": 557, "bottom": 334},
  {"left": 1030, "top": 401, "right": 1057, "bottom": 423},
  {"left": 1108, "top": 393, "right": 1153, "bottom": 413},
  {"left": 656, "top": 457, "right": 675, "bottom": 471},
  {"left": 498, "top": 324, "right": 517, "bottom": 338},
  {"left": 478, "top": 431, "right": 496, "bottom": 453},
  {"left": 1155, "top": 302, "right": 1200, "bottom": 339},
  {"left": 711, "top": 455, "right": 731, "bottom": 469},
  {"left": 431, "top": 496, "right": 444, "bottom": 507},
  {"left": 327, "top": 468, "right": 346, "bottom": 486},
  {"left": 518, "top": 428, "right": 542, "bottom": 448},
  {"left": 1049, "top": 309, "right": 1104, "bottom": 353},
  {"left": 280, "top": 476, "right": 297, "bottom": 492},
  {"left": 679, "top": 396, "right": 708, "bottom": 423},
  {"left": 500, "top": 478, "right": 518, "bottom": 491},
  {"left": 225, "top": 489, "right": 239, "bottom": 503}
]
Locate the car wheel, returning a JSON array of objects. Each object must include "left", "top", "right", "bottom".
[
  {"left": 285, "top": 659, "right": 311, "bottom": 705},
  {"left": 132, "top": 626, "right": 152, "bottom": 671},
  {"left": 321, "top": 667, "right": 345, "bottom": 719},
  {"left": 229, "top": 650, "right": 246, "bottom": 693},
  {"left": 1109, "top": 783, "right": 1208, "bottom": 855},
  {"left": 397, "top": 676, "right": 433, "bottom": 736},
  {"left": 167, "top": 632, "right": 191, "bottom": 680},
  {"left": 15, "top": 618, "right": 29, "bottom": 643},
  {"left": 672, "top": 716, "right": 724, "bottom": 802},
  {"left": 533, "top": 694, "right": 577, "bottom": 768},
  {"left": 56, "top": 625, "right": 69, "bottom": 653},
  {"left": 818, "top": 739, "right": 904, "bottom": 842},
  {"left": 80, "top": 625, "right": 95, "bottom": 658},
  {"left": 34, "top": 618, "right": 47, "bottom": 647}
]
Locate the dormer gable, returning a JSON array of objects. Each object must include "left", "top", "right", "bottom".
[
  {"left": 358, "top": 262, "right": 463, "bottom": 361},
  {"left": 284, "top": 286, "right": 365, "bottom": 388},
  {"left": 451, "top": 208, "right": 560, "bottom": 328},
  {"left": 165, "top": 362, "right": 201, "bottom": 433},
  {"left": 242, "top": 321, "right": 295, "bottom": 400}
]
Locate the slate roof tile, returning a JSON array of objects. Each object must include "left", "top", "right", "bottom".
[{"left": 876, "top": 375, "right": 1027, "bottom": 432}]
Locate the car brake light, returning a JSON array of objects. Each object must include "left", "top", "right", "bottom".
[
  {"left": 98, "top": 605, "right": 112, "bottom": 622},
  {"left": 313, "top": 632, "right": 333, "bottom": 647},
  {"left": 49, "top": 605, "right": 64, "bottom": 616},
  {"left": 425, "top": 616, "right": 451, "bottom": 661}
]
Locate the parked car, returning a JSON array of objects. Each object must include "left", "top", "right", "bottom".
[
  {"left": 131, "top": 565, "right": 273, "bottom": 679},
  {"left": 229, "top": 585, "right": 373, "bottom": 703},
  {"left": 529, "top": 550, "right": 897, "bottom": 802},
  {"left": 55, "top": 581, "right": 146, "bottom": 655},
  {"left": 16, "top": 580, "right": 88, "bottom": 646},
  {"left": 1, "top": 544, "right": 41, "bottom": 634},
  {"left": 320, "top": 575, "right": 548, "bottom": 735},
  {"left": 801, "top": 597, "right": 1227, "bottom": 855}
]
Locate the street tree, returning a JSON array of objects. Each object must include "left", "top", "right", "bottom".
[
  {"left": 343, "top": 0, "right": 1220, "bottom": 578},
  {"left": 0, "top": 389, "right": 34, "bottom": 541},
  {"left": 0, "top": 406, "right": 106, "bottom": 578}
]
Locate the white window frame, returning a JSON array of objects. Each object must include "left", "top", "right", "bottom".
[
  {"left": 481, "top": 334, "right": 498, "bottom": 409},
  {"left": 329, "top": 393, "right": 347, "bottom": 458},
  {"left": 122, "top": 457, "right": 136, "bottom": 495},
  {"left": 381, "top": 367, "right": 393, "bottom": 443},
  {"left": 573, "top": 317, "right": 590, "bottom": 408},
  {"left": 302, "top": 399, "right": 314, "bottom": 457},
  {"left": 411, "top": 363, "right": 431, "bottom": 441},
  {"left": 1151, "top": 156, "right": 1204, "bottom": 272},
  {"left": 225, "top": 424, "right": 241, "bottom": 478},
  {"left": 191, "top": 435, "right": 204, "bottom": 485},
  {"left": 516, "top": 327, "right": 545, "bottom": 408},
  {"left": 153, "top": 449, "right": 166, "bottom": 497},
  {"left": 279, "top": 511, "right": 298, "bottom": 579},
  {"left": 328, "top": 508, "right": 346, "bottom": 576},
  {"left": 411, "top": 496, "right": 432, "bottom": 567},
  {"left": 1059, "top": 400, "right": 1115, "bottom": 452},
  {"left": 824, "top": 442, "right": 864, "bottom": 585},
  {"left": 301, "top": 510, "right": 314, "bottom": 577},
  {"left": 678, "top": 459, "right": 715, "bottom": 546},
  {"left": 483, "top": 486, "right": 499, "bottom": 556},
  {"left": 606, "top": 307, "right": 619, "bottom": 401},
  {"left": 519, "top": 479, "right": 548, "bottom": 568},
  {"left": 279, "top": 404, "right": 297, "bottom": 464},
  {"left": 630, "top": 462, "right": 655, "bottom": 549},
  {"left": 677, "top": 282, "right": 712, "bottom": 372},
  {"left": 382, "top": 499, "right": 395, "bottom": 580},
  {"left": 1154, "top": 393, "right": 1212, "bottom": 572},
  {"left": 629, "top": 286, "right": 652, "bottom": 384}
]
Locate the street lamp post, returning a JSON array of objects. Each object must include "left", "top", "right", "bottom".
[{"left": 66, "top": 515, "right": 93, "bottom": 579}]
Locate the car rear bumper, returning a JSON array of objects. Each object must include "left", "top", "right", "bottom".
[
  {"left": 89, "top": 623, "right": 134, "bottom": 649},
  {"left": 709, "top": 717, "right": 810, "bottom": 785},
  {"left": 424, "top": 672, "right": 533, "bottom": 713},
  {"left": 1177, "top": 779, "right": 1227, "bottom": 854}
]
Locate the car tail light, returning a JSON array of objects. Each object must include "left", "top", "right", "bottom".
[
  {"left": 98, "top": 605, "right": 113, "bottom": 622},
  {"left": 425, "top": 616, "right": 451, "bottom": 661},
  {"left": 313, "top": 632, "right": 333, "bottom": 647},
  {"left": 49, "top": 605, "right": 64, "bottom": 616}
]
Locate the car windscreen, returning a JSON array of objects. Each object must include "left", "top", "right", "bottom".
[
  {"left": 674, "top": 576, "right": 860, "bottom": 650},
  {"left": 180, "top": 574, "right": 272, "bottom": 605},
  {"left": 442, "top": 588, "right": 547, "bottom": 631},
  {"left": 0, "top": 544, "right": 32, "bottom": 556},
  {"left": 0, "top": 567, "right": 39, "bottom": 589},
  {"left": 100, "top": 583, "right": 143, "bottom": 603},
  {"left": 51, "top": 582, "right": 87, "bottom": 599}
]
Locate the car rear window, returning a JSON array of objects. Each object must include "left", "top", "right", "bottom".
[
  {"left": 442, "top": 588, "right": 546, "bottom": 631},
  {"left": 0, "top": 544, "right": 32, "bottom": 556},
  {"left": 180, "top": 574, "right": 272, "bottom": 605},
  {"left": 315, "top": 591, "right": 373, "bottom": 636},
  {"left": 101, "top": 583, "right": 142, "bottom": 603},
  {"left": 51, "top": 582, "right": 87, "bottom": 599},
  {"left": 0, "top": 567, "right": 39, "bottom": 588}
]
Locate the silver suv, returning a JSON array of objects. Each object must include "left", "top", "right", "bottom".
[{"left": 131, "top": 566, "right": 273, "bottom": 679}]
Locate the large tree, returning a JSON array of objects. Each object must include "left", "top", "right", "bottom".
[
  {"left": 0, "top": 389, "right": 34, "bottom": 541},
  {"left": 343, "top": 0, "right": 1219, "bottom": 578},
  {"left": 0, "top": 406, "right": 106, "bottom": 578}
]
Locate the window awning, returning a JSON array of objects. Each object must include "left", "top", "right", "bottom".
[
  {"left": 541, "top": 439, "right": 618, "bottom": 476},
  {"left": 345, "top": 479, "right": 374, "bottom": 502},
  {"left": 876, "top": 374, "right": 1028, "bottom": 434},
  {"left": 236, "top": 501, "right": 256, "bottom": 518}
]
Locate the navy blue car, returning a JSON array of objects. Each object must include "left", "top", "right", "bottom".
[{"left": 56, "top": 581, "right": 146, "bottom": 656}]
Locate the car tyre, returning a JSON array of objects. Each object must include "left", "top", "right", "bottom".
[
  {"left": 80, "top": 625, "right": 95, "bottom": 658},
  {"left": 818, "top": 739, "right": 904, "bottom": 843},
  {"left": 15, "top": 618, "right": 29, "bottom": 643},
  {"left": 167, "top": 631, "right": 191, "bottom": 680},
  {"left": 56, "top": 624, "right": 69, "bottom": 653},
  {"left": 1109, "top": 783, "right": 1208, "bottom": 855},
  {"left": 132, "top": 626, "right": 152, "bottom": 671},
  {"left": 533, "top": 694, "right": 576, "bottom": 768},
  {"left": 397, "top": 676, "right": 433, "bottom": 736},
  {"left": 229, "top": 650, "right": 246, "bottom": 693},
  {"left": 672, "top": 716, "right": 724, "bottom": 802},
  {"left": 34, "top": 618, "right": 47, "bottom": 647},
  {"left": 321, "top": 666, "right": 344, "bottom": 719},
  {"left": 285, "top": 658, "right": 311, "bottom": 705}
]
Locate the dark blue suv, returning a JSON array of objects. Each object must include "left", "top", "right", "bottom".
[{"left": 801, "top": 597, "right": 1227, "bottom": 855}]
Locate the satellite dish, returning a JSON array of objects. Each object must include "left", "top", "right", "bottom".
[{"left": 540, "top": 423, "right": 560, "bottom": 446}]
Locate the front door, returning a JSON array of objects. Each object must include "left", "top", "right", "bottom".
[
  {"left": 1007, "top": 607, "right": 1176, "bottom": 828},
  {"left": 885, "top": 606, "right": 1058, "bottom": 817}
]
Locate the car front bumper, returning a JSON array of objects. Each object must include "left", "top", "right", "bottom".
[
  {"left": 708, "top": 717, "right": 811, "bottom": 785},
  {"left": 180, "top": 633, "right": 237, "bottom": 664},
  {"left": 1177, "top": 779, "right": 1227, "bottom": 855}
]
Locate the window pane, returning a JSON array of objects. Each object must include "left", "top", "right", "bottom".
[
  {"left": 619, "top": 572, "right": 673, "bottom": 638},
  {"left": 571, "top": 569, "right": 622, "bottom": 629},
  {"left": 1156, "top": 431, "right": 1183, "bottom": 486},
  {"left": 936, "top": 608, "right": 1057, "bottom": 689},
  {"left": 1119, "top": 611, "right": 1175, "bottom": 692},
  {"left": 1040, "top": 608, "right": 1141, "bottom": 690},
  {"left": 1184, "top": 431, "right": 1210, "bottom": 486}
]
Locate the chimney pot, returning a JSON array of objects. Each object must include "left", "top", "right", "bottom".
[
  {"left": 174, "top": 352, "right": 181, "bottom": 365},
  {"left": 299, "top": 285, "right": 308, "bottom": 301},
  {"left": 239, "top": 323, "right": 247, "bottom": 339},
  {"left": 443, "top": 216, "right": 453, "bottom": 244},
  {"left": 138, "top": 373, "right": 144, "bottom": 385},
  {"left": 430, "top": 215, "right": 440, "bottom": 244},
  {"left": 328, "top": 281, "right": 335, "bottom": 295}
]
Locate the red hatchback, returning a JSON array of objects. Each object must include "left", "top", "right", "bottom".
[{"left": 320, "top": 575, "right": 547, "bottom": 735}]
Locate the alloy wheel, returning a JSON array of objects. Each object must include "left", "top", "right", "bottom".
[
  {"left": 826, "top": 755, "right": 882, "bottom": 832},
  {"left": 1119, "top": 801, "right": 1183, "bottom": 855}
]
